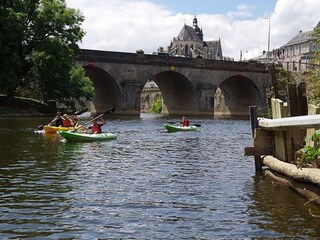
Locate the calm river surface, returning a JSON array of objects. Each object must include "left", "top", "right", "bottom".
[{"left": 0, "top": 114, "right": 319, "bottom": 239}]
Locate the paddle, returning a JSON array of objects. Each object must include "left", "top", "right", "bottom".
[
  {"left": 73, "top": 107, "right": 88, "bottom": 116},
  {"left": 167, "top": 121, "right": 201, "bottom": 127},
  {"left": 71, "top": 106, "right": 116, "bottom": 132},
  {"left": 37, "top": 107, "right": 88, "bottom": 130}
]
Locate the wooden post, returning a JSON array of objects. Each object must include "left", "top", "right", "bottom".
[
  {"left": 249, "top": 106, "right": 257, "bottom": 137},
  {"left": 297, "top": 82, "right": 308, "bottom": 116},
  {"left": 255, "top": 156, "right": 263, "bottom": 173},
  {"left": 249, "top": 106, "right": 263, "bottom": 172},
  {"left": 288, "top": 84, "right": 298, "bottom": 116}
]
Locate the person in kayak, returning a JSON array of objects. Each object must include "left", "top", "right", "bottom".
[
  {"left": 62, "top": 114, "right": 73, "bottom": 127},
  {"left": 51, "top": 111, "right": 64, "bottom": 127},
  {"left": 69, "top": 114, "right": 79, "bottom": 127},
  {"left": 88, "top": 117, "right": 106, "bottom": 134},
  {"left": 180, "top": 116, "right": 190, "bottom": 127}
]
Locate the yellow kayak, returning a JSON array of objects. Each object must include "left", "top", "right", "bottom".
[{"left": 43, "top": 125, "right": 75, "bottom": 133}]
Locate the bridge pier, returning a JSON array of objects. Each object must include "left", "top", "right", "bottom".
[{"left": 121, "top": 81, "right": 143, "bottom": 116}]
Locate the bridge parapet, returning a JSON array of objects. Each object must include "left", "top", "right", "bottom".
[{"left": 76, "top": 49, "right": 269, "bottom": 73}]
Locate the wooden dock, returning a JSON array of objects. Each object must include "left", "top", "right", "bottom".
[{"left": 245, "top": 95, "right": 320, "bottom": 206}]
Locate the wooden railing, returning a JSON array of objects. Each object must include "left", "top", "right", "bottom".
[{"left": 245, "top": 98, "right": 320, "bottom": 172}]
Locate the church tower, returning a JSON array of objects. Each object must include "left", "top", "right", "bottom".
[{"left": 193, "top": 16, "right": 203, "bottom": 41}]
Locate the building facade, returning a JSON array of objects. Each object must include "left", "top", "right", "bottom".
[
  {"left": 279, "top": 21, "right": 319, "bottom": 71},
  {"left": 250, "top": 21, "right": 319, "bottom": 72},
  {"left": 264, "top": 21, "right": 319, "bottom": 71}
]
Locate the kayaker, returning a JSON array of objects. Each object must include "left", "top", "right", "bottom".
[
  {"left": 51, "top": 111, "right": 63, "bottom": 127},
  {"left": 180, "top": 116, "right": 190, "bottom": 127},
  {"left": 69, "top": 115, "right": 79, "bottom": 127},
  {"left": 62, "top": 114, "right": 73, "bottom": 127},
  {"left": 88, "top": 117, "right": 106, "bottom": 134}
]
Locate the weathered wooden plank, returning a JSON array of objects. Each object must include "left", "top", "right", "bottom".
[
  {"left": 271, "top": 98, "right": 289, "bottom": 119},
  {"left": 244, "top": 128, "right": 273, "bottom": 156},
  {"left": 274, "top": 131, "right": 288, "bottom": 161},
  {"left": 306, "top": 104, "right": 320, "bottom": 147},
  {"left": 244, "top": 146, "right": 273, "bottom": 156}
]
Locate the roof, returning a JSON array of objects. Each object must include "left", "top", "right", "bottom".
[
  {"left": 177, "top": 24, "right": 201, "bottom": 42},
  {"left": 283, "top": 30, "right": 316, "bottom": 47},
  {"left": 204, "top": 40, "right": 219, "bottom": 50}
]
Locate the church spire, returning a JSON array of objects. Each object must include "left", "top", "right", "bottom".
[
  {"left": 193, "top": 15, "right": 198, "bottom": 28},
  {"left": 192, "top": 15, "right": 203, "bottom": 41}
]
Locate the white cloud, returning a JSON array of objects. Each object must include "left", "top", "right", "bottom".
[{"left": 67, "top": 0, "right": 320, "bottom": 60}]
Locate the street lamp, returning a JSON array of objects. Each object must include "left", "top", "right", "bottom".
[{"left": 266, "top": 17, "right": 271, "bottom": 58}]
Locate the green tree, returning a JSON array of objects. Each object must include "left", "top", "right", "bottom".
[
  {"left": 0, "top": 0, "right": 94, "bottom": 104},
  {"left": 150, "top": 97, "right": 162, "bottom": 113},
  {"left": 274, "top": 66, "right": 295, "bottom": 101},
  {"left": 303, "top": 25, "right": 320, "bottom": 105}
]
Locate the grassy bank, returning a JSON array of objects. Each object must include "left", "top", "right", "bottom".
[{"left": 0, "top": 95, "right": 51, "bottom": 117}]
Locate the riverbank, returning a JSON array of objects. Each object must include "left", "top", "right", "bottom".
[{"left": 0, "top": 96, "right": 51, "bottom": 117}]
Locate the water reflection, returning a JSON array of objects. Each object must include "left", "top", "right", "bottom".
[
  {"left": 248, "top": 175, "right": 320, "bottom": 238},
  {"left": 0, "top": 116, "right": 319, "bottom": 238}
]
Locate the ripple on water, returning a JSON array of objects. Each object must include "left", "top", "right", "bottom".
[{"left": 0, "top": 117, "right": 319, "bottom": 239}]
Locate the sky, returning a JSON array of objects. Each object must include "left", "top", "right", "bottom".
[{"left": 65, "top": 0, "right": 320, "bottom": 60}]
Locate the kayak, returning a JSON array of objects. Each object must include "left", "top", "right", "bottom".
[
  {"left": 58, "top": 130, "right": 117, "bottom": 142},
  {"left": 43, "top": 125, "right": 74, "bottom": 133},
  {"left": 164, "top": 123, "right": 200, "bottom": 132}
]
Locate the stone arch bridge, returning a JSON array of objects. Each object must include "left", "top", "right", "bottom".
[{"left": 75, "top": 49, "right": 271, "bottom": 117}]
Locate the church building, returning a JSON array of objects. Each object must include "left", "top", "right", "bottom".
[{"left": 161, "top": 16, "right": 223, "bottom": 59}]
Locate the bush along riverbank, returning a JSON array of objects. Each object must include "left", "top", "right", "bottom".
[{"left": 0, "top": 96, "right": 54, "bottom": 117}]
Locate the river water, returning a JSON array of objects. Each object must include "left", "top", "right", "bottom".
[{"left": 0, "top": 114, "right": 319, "bottom": 239}]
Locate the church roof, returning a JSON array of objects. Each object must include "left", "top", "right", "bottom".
[
  {"left": 204, "top": 40, "right": 220, "bottom": 50},
  {"left": 177, "top": 24, "right": 201, "bottom": 42}
]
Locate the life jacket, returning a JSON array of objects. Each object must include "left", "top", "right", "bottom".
[
  {"left": 182, "top": 120, "right": 189, "bottom": 127},
  {"left": 62, "top": 118, "right": 72, "bottom": 127},
  {"left": 90, "top": 123, "right": 102, "bottom": 134}
]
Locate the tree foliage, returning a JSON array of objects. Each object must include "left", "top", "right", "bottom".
[
  {"left": 303, "top": 25, "right": 320, "bottom": 105},
  {"left": 274, "top": 65, "right": 295, "bottom": 102},
  {"left": 0, "top": 0, "right": 94, "bottom": 105},
  {"left": 150, "top": 97, "right": 162, "bottom": 114},
  {"left": 296, "top": 130, "right": 320, "bottom": 168}
]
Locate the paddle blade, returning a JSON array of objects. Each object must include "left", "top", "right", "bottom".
[
  {"left": 74, "top": 107, "right": 88, "bottom": 115},
  {"left": 193, "top": 124, "right": 201, "bottom": 127},
  {"left": 37, "top": 124, "right": 44, "bottom": 130},
  {"left": 104, "top": 106, "right": 116, "bottom": 115}
]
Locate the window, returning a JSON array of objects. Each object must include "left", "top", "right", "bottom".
[{"left": 299, "top": 60, "right": 301, "bottom": 71}]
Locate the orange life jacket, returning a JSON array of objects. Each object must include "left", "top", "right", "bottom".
[{"left": 62, "top": 118, "right": 72, "bottom": 127}]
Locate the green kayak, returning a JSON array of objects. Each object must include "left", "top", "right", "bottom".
[
  {"left": 164, "top": 123, "right": 200, "bottom": 133},
  {"left": 58, "top": 131, "right": 117, "bottom": 142}
]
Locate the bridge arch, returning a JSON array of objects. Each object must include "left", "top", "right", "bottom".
[
  {"left": 215, "top": 75, "right": 260, "bottom": 117},
  {"left": 76, "top": 50, "right": 271, "bottom": 117},
  {"left": 83, "top": 66, "right": 121, "bottom": 114},
  {"left": 152, "top": 71, "right": 197, "bottom": 116}
]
